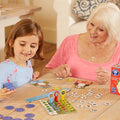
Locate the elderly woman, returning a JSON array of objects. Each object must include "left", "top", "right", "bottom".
[{"left": 42, "top": 3, "right": 120, "bottom": 84}]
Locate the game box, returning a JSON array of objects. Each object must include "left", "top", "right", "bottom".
[{"left": 111, "top": 64, "right": 120, "bottom": 95}]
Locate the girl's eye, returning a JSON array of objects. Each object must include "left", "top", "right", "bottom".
[
  {"left": 30, "top": 45, "right": 36, "bottom": 48},
  {"left": 20, "top": 44, "right": 25, "bottom": 46}
]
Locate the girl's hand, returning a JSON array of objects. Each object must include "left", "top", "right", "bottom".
[
  {"left": 96, "top": 66, "right": 110, "bottom": 85},
  {"left": 33, "top": 71, "right": 40, "bottom": 80},
  {"left": 53, "top": 64, "right": 72, "bottom": 78},
  {"left": 0, "top": 88, "right": 15, "bottom": 99}
]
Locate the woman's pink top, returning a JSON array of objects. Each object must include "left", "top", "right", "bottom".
[{"left": 46, "top": 34, "right": 120, "bottom": 81}]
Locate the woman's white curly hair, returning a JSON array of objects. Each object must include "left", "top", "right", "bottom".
[{"left": 87, "top": 2, "right": 120, "bottom": 41}]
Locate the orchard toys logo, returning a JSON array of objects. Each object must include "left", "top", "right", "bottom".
[{"left": 112, "top": 69, "right": 119, "bottom": 76}]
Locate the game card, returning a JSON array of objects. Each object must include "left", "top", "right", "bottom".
[{"left": 29, "top": 79, "right": 52, "bottom": 88}]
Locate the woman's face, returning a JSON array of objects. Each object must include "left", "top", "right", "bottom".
[{"left": 87, "top": 17, "right": 109, "bottom": 44}]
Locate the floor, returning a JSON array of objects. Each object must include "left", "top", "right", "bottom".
[{"left": 33, "top": 41, "right": 56, "bottom": 76}]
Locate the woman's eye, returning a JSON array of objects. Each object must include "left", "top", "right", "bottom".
[
  {"left": 99, "top": 28, "right": 104, "bottom": 32},
  {"left": 90, "top": 22, "right": 94, "bottom": 26}
]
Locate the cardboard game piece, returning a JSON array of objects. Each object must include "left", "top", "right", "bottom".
[
  {"left": 54, "top": 91, "right": 59, "bottom": 102},
  {"left": 25, "top": 88, "right": 71, "bottom": 102},
  {"left": 74, "top": 80, "right": 93, "bottom": 89},
  {"left": 29, "top": 79, "right": 52, "bottom": 88},
  {"left": 5, "top": 82, "right": 15, "bottom": 90},
  {"left": 48, "top": 92, "right": 54, "bottom": 104},
  {"left": 40, "top": 90, "right": 76, "bottom": 115}
]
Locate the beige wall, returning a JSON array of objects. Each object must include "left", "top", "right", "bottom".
[
  {"left": 32, "top": 0, "right": 57, "bottom": 44},
  {"left": 0, "top": 0, "right": 57, "bottom": 44}
]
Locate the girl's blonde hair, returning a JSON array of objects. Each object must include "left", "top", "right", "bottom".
[
  {"left": 5, "top": 18, "right": 44, "bottom": 60},
  {"left": 87, "top": 2, "right": 120, "bottom": 41}
]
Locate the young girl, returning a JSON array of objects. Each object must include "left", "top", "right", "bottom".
[{"left": 0, "top": 18, "right": 44, "bottom": 99}]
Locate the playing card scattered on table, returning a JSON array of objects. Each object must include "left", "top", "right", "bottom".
[{"left": 29, "top": 79, "right": 52, "bottom": 88}]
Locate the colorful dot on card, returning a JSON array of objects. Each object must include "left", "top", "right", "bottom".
[
  {"left": 13, "top": 118, "right": 22, "bottom": 120},
  {"left": 6, "top": 82, "right": 15, "bottom": 91},
  {"left": 25, "top": 113, "right": 35, "bottom": 118},
  {"left": 89, "top": 101, "right": 95, "bottom": 104},
  {"left": 24, "top": 118, "right": 34, "bottom": 120},
  {"left": 49, "top": 110, "right": 53, "bottom": 112},
  {"left": 72, "top": 100, "right": 77, "bottom": 103},
  {"left": 2, "top": 116, "right": 13, "bottom": 120},
  {"left": 15, "top": 108, "right": 25, "bottom": 112},
  {"left": 66, "top": 78, "right": 74, "bottom": 82},
  {"left": 0, "top": 114, "right": 3, "bottom": 118},
  {"left": 80, "top": 100, "right": 86, "bottom": 104},
  {"left": 56, "top": 77, "right": 63, "bottom": 80},
  {"left": 5, "top": 106, "right": 14, "bottom": 110},
  {"left": 76, "top": 104, "right": 83, "bottom": 108},
  {"left": 92, "top": 103, "right": 97, "bottom": 106},
  {"left": 90, "top": 109, "right": 98, "bottom": 112},
  {"left": 52, "top": 87, "right": 61, "bottom": 90},
  {"left": 104, "top": 102, "right": 110, "bottom": 106},
  {"left": 85, "top": 105, "right": 91, "bottom": 108},
  {"left": 25, "top": 104, "right": 35, "bottom": 108}
]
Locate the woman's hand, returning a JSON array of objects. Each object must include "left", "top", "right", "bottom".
[
  {"left": 96, "top": 67, "right": 110, "bottom": 85},
  {"left": 32, "top": 71, "right": 40, "bottom": 80},
  {"left": 53, "top": 64, "right": 72, "bottom": 78},
  {"left": 0, "top": 88, "right": 15, "bottom": 99}
]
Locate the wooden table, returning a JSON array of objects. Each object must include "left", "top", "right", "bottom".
[
  {"left": 0, "top": 3, "right": 41, "bottom": 62},
  {"left": 0, "top": 73, "right": 120, "bottom": 120}
]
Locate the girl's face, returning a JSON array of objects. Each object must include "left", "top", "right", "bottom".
[
  {"left": 13, "top": 35, "right": 39, "bottom": 63},
  {"left": 87, "top": 17, "right": 109, "bottom": 44}
]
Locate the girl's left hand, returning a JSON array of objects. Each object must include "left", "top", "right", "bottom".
[
  {"left": 32, "top": 71, "right": 40, "bottom": 80},
  {"left": 96, "top": 67, "right": 110, "bottom": 85}
]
